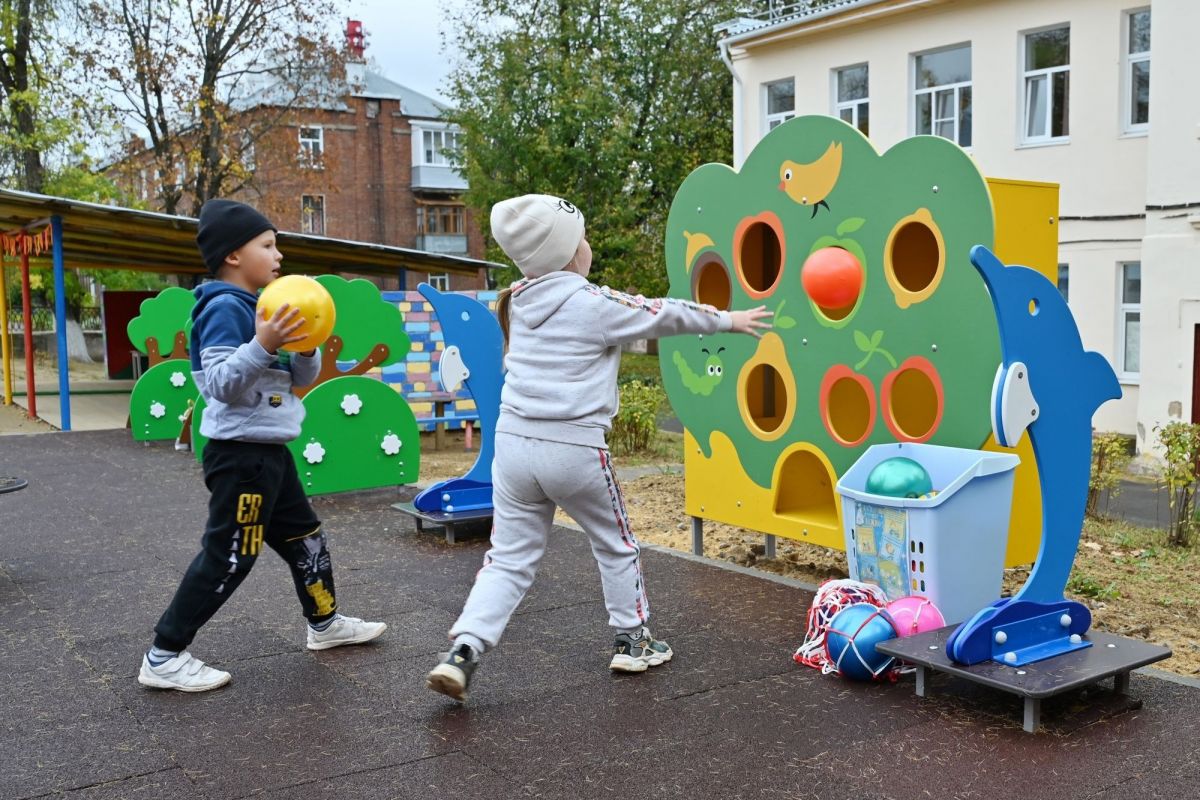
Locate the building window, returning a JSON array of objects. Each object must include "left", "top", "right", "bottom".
[
  {"left": 420, "top": 128, "right": 461, "bottom": 167},
  {"left": 1057, "top": 263, "right": 1069, "bottom": 302},
  {"left": 301, "top": 195, "right": 325, "bottom": 236},
  {"left": 1119, "top": 262, "right": 1141, "bottom": 377},
  {"left": 299, "top": 126, "right": 324, "bottom": 166},
  {"left": 417, "top": 204, "right": 465, "bottom": 235},
  {"left": 1022, "top": 26, "right": 1070, "bottom": 143},
  {"left": 365, "top": 99, "right": 380, "bottom": 119},
  {"left": 1124, "top": 8, "right": 1150, "bottom": 132},
  {"left": 834, "top": 65, "right": 869, "bottom": 136},
  {"left": 137, "top": 169, "right": 149, "bottom": 201},
  {"left": 914, "top": 45, "right": 972, "bottom": 147},
  {"left": 428, "top": 273, "right": 450, "bottom": 291},
  {"left": 764, "top": 78, "right": 795, "bottom": 134}
]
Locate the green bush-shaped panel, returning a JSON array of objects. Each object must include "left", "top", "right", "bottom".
[{"left": 661, "top": 115, "right": 998, "bottom": 488}]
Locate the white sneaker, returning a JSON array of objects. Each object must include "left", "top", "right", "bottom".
[
  {"left": 137, "top": 652, "right": 231, "bottom": 692},
  {"left": 306, "top": 615, "right": 387, "bottom": 650}
]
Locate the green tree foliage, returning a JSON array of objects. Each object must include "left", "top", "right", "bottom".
[
  {"left": 610, "top": 379, "right": 666, "bottom": 456},
  {"left": 0, "top": 0, "right": 99, "bottom": 191},
  {"left": 444, "top": 0, "right": 749, "bottom": 294},
  {"left": 1155, "top": 421, "right": 1200, "bottom": 547}
]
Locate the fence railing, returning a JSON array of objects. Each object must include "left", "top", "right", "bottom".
[{"left": 4, "top": 305, "right": 103, "bottom": 333}]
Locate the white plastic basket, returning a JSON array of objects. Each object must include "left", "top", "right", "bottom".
[{"left": 836, "top": 443, "right": 1020, "bottom": 625}]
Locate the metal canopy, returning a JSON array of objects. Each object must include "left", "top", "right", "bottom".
[{"left": 0, "top": 188, "right": 501, "bottom": 277}]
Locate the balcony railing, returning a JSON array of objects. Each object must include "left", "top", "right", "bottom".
[
  {"left": 415, "top": 234, "right": 469, "bottom": 255},
  {"left": 412, "top": 164, "right": 468, "bottom": 192}
]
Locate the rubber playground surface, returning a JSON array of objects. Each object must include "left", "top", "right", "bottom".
[{"left": 2, "top": 430, "right": 1197, "bottom": 799}]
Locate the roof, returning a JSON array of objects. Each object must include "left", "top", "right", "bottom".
[
  {"left": 357, "top": 71, "right": 447, "bottom": 119},
  {"left": 718, "top": 0, "right": 902, "bottom": 45},
  {"left": 0, "top": 189, "right": 501, "bottom": 278}
]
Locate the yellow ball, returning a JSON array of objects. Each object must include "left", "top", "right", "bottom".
[{"left": 256, "top": 275, "right": 336, "bottom": 353}]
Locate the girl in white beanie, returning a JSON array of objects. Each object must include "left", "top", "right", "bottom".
[{"left": 427, "top": 194, "right": 771, "bottom": 702}]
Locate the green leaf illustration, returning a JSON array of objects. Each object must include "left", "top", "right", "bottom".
[
  {"left": 836, "top": 217, "right": 866, "bottom": 237},
  {"left": 870, "top": 329, "right": 883, "bottom": 347},
  {"left": 854, "top": 330, "right": 871, "bottom": 352},
  {"left": 776, "top": 317, "right": 796, "bottom": 329}
]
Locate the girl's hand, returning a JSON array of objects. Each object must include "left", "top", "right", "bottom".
[
  {"left": 255, "top": 303, "right": 307, "bottom": 354},
  {"left": 729, "top": 306, "right": 773, "bottom": 338}
]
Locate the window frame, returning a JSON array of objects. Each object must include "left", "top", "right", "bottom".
[
  {"left": 1020, "top": 24, "right": 1071, "bottom": 145},
  {"left": 301, "top": 194, "right": 326, "bottom": 236},
  {"left": 1118, "top": 261, "right": 1141, "bottom": 381},
  {"left": 763, "top": 77, "right": 796, "bottom": 136},
  {"left": 832, "top": 63, "right": 870, "bottom": 136},
  {"left": 416, "top": 203, "right": 466, "bottom": 236},
  {"left": 298, "top": 125, "right": 324, "bottom": 168},
  {"left": 1122, "top": 7, "right": 1151, "bottom": 135},
  {"left": 412, "top": 122, "right": 463, "bottom": 168},
  {"left": 912, "top": 43, "right": 973, "bottom": 148},
  {"left": 428, "top": 273, "right": 450, "bottom": 291}
]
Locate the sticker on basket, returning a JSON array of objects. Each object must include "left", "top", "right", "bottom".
[{"left": 851, "top": 502, "right": 910, "bottom": 601}]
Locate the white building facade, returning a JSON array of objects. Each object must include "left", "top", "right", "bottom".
[{"left": 718, "top": 0, "right": 1200, "bottom": 455}]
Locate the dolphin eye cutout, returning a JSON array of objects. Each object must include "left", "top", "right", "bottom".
[
  {"left": 461, "top": 311, "right": 471, "bottom": 322},
  {"left": 1027, "top": 298, "right": 1040, "bottom": 316}
]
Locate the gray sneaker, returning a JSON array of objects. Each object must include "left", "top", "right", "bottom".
[
  {"left": 609, "top": 626, "right": 673, "bottom": 672},
  {"left": 426, "top": 643, "right": 480, "bottom": 702},
  {"left": 137, "top": 652, "right": 231, "bottom": 692},
  {"left": 306, "top": 615, "right": 387, "bottom": 650}
]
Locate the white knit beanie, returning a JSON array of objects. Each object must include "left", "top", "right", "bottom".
[{"left": 490, "top": 194, "right": 585, "bottom": 279}]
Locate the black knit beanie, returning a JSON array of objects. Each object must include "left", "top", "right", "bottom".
[{"left": 196, "top": 200, "right": 278, "bottom": 274}]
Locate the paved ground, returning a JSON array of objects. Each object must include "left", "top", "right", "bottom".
[{"left": 2, "top": 430, "right": 1198, "bottom": 799}]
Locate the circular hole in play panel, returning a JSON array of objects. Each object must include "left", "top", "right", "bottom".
[
  {"left": 744, "top": 363, "right": 788, "bottom": 434},
  {"left": 734, "top": 214, "right": 785, "bottom": 297},
  {"left": 884, "top": 210, "right": 945, "bottom": 308},
  {"left": 825, "top": 375, "right": 873, "bottom": 445},
  {"left": 691, "top": 254, "right": 732, "bottom": 310},
  {"left": 889, "top": 221, "right": 940, "bottom": 292},
  {"left": 883, "top": 359, "right": 943, "bottom": 442}
]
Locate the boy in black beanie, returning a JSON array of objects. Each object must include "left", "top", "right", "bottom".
[{"left": 138, "top": 200, "right": 386, "bottom": 692}]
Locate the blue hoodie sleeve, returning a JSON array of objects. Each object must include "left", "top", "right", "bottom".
[{"left": 194, "top": 296, "right": 276, "bottom": 404}]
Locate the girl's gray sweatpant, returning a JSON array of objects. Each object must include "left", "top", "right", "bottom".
[{"left": 448, "top": 432, "right": 649, "bottom": 651}]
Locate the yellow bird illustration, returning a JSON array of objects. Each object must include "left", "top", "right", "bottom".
[
  {"left": 683, "top": 230, "right": 715, "bottom": 272},
  {"left": 779, "top": 141, "right": 843, "bottom": 218}
]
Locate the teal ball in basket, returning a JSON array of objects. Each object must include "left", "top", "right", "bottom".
[
  {"left": 865, "top": 456, "right": 933, "bottom": 499},
  {"left": 824, "top": 602, "right": 899, "bottom": 680}
]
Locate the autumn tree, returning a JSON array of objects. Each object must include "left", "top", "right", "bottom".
[
  {"left": 81, "top": 0, "right": 347, "bottom": 215},
  {"left": 0, "top": 0, "right": 100, "bottom": 192},
  {"left": 444, "top": 0, "right": 750, "bottom": 295}
]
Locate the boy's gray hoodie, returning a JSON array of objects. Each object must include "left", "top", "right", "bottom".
[
  {"left": 189, "top": 281, "right": 321, "bottom": 443},
  {"left": 496, "top": 271, "right": 732, "bottom": 448}
]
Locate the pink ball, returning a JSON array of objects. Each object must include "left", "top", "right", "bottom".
[{"left": 885, "top": 596, "right": 946, "bottom": 637}]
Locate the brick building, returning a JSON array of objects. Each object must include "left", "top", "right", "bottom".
[{"left": 108, "top": 22, "right": 489, "bottom": 292}]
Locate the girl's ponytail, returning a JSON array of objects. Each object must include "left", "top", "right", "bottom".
[{"left": 496, "top": 287, "right": 513, "bottom": 344}]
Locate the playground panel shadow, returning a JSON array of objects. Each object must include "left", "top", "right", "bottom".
[{"left": 1, "top": 430, "right": 1197, "bottom": 800}]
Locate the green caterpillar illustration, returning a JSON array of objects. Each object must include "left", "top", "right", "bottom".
[{"left": 673, "top": 347, "right": 725, "bottom": 396}]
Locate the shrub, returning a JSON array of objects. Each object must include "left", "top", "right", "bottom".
[
  {"left": 610, "top": 380, "right": 666, "bottom": 456},
  {"left": 1087, "top": 432, "right": 1132, "bottom": 518},
  {"left": 1155, "top": 421, "right": 1200, "bottom": 547}
]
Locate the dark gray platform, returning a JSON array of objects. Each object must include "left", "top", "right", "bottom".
[
  {"left": 391, "top": 500, "right": 493, "bottom": 543},
  {"left": 877, "top": 625, "right": 1173, "bottom": 732}
]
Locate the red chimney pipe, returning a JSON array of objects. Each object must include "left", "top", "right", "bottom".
[{"left": 345, "top": 19, "right": 365, "bottom": 59}]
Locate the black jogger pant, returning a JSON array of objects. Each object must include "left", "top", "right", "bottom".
[{"left": 153, "top": 439, "right": 337, "bottom": 652}]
